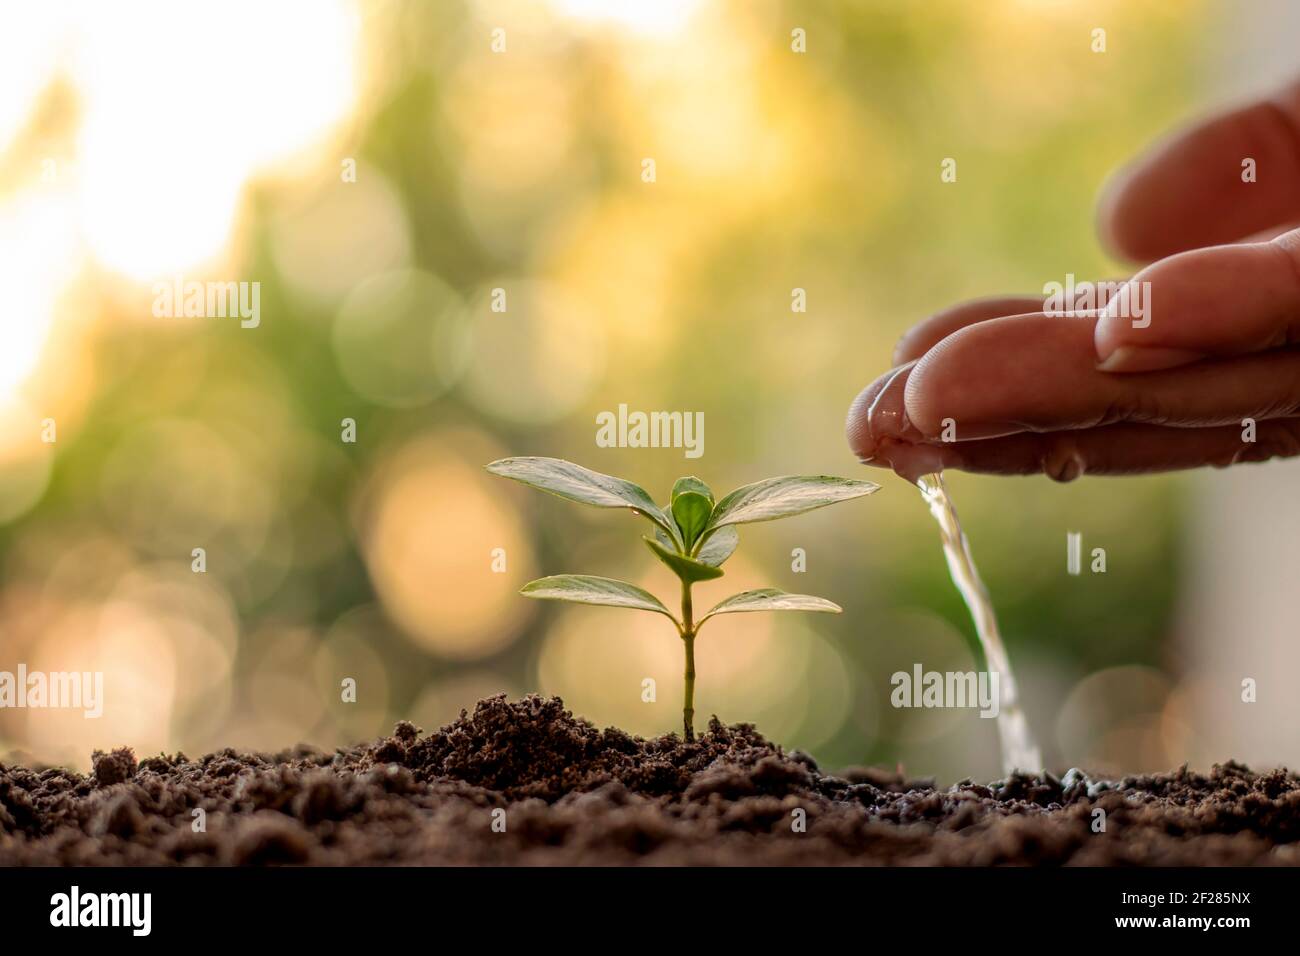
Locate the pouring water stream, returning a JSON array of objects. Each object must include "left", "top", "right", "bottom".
[{"left": 916, "top": 472, "right": 1041, "bottom": 776}]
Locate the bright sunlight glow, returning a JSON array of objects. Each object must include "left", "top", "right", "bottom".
[
  {"left": 547, "top": 0, "right": 703, "bottom": 36},
  {"left": 0, "top": 0, "right": 361, "bottom": 409},
  {"left": 70, "top": 0, "right": 360, "bottom": 280}
]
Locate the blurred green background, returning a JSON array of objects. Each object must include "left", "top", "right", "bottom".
[{"left": 0, "top": 0, "right": 1253, "bottom": 780}]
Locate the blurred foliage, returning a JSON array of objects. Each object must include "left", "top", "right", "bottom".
[{"left": 0, "top": 0, "right": 1215, "bottom": 779}]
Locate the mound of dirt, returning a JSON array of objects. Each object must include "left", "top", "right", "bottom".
[{"left": 2, "top": 695, "right": 1298, "bottom": 865}]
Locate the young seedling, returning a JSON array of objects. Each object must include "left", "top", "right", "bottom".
[{"left": 485, "top": 457, "right": 879, "bottom": 741}]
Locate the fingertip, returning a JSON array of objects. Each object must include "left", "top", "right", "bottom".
[
  {"left": 845, "top": 377, "right": 888, "bottom": 461},
  {"left": 902, "top": 329, "right": 985, "bottom": 440},
  {"left": 1095, "top": 239, "right": 1300, "bottom": 368},
  {"left": 1092, "top": 253, "right": 1201, "bottom": 365},
  {"left": 901, "top": 354, "right": 945, "bottom": 440},
  {"left": 1092, "top": 274, "right": 1147, "bottom": 365},
  {"left": 847, "top": 358, "right": 920, "bottom": 463},
  {"left": 1095, "top": 159, "right": 1174, "bottom": 264}
]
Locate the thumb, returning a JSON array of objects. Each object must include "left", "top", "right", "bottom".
[{"left": 1094, "top": 229, "right": 1300, "bottom": 373}]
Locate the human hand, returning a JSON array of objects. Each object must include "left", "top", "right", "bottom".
[{"left": 847, "top": 79, "right": 1300, "bottom": 481}]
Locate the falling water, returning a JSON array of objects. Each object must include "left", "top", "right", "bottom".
[{"left": 916, "top": 472, "right": 1042, "bottom": 776}]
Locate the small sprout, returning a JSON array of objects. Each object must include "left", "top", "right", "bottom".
[{"left": 485, "top": 457, "right": 879, "bottom": 741}]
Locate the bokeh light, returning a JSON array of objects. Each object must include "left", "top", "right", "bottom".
[
  {"left": 0, "top": 399, "right": 54, "bottom": 524},
  {"left": 548, "top": 0, "right": 704, "bottom": 37},
  {"left": 459, "top": 281, "right": 606, "bottom": 425},
  {"left": 271, "top": 167, "right": 413, "bottom": 306},
  {"left": 356, "top": 429, "right": 536, "bottom": 659},
  {"left": 333, "top": 269, "right": 469, "bottom": 408},
  {"left": 1056, "top": 666, "right": 1174, "bottom": 776}
]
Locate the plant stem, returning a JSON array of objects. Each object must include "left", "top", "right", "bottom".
[{"left": 681, "top": 579, "right": 696, "bottom": 742}]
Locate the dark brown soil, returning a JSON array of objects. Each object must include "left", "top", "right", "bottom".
[{"left": 2, "top": 695, "right": 1298, "bottom": 865}]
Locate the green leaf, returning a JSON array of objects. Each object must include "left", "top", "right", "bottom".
[
  {"left": 643, "top": 536, "right": 724, "bottom": 583},
  {"left": 694, "top": 525, "right": 738, "bottom": 567},
  {"left": 654, "top": 520, "right": 678, "bottom": 553},
  {"left": 671, "top": 491, "right": 712, "bottom": 549},
  {"left": 486, "top": 457, "right": 679, "bottom": 545},
  {"left": 520, "top": 574, "right": 677, "bottom": 621},
  {"left": 705, "top": 475, "right": 879, "bottom": 533},
  {"left": 671, "top": 476, "right": 714, "bottom": 506},
  {"left": 699, "top": 588, "right": 841, "bottom": 624},
  {"left": 654, "top": 504, "right": 695, "bottom": 553}
]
